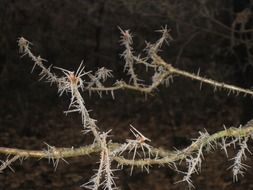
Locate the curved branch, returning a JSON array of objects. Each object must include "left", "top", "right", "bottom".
[
  {"left": 114, "top": 121, "right": 253, "bottom": 167},
  {"left": 90, "top": 55, "right": 253, "bottom": 97},
  {"left": 1, "top": 121, "right": 253, "bottom": 166}
]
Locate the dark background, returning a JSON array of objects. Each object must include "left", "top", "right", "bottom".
[{"left": 0, "top": 0, "right": 253, "bottom": 189}]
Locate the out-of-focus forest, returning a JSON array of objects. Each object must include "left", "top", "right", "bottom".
[{"left": 0, "top": 0, "right": 253, "bottom": 189}]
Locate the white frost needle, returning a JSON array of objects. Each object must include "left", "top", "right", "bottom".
[{"left": 117, "top": 125, "right": 152, "bottom": 175}]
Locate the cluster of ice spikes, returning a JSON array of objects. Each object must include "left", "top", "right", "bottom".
[{"left": 17, "top": 34, "right": 157, "bottom": 190}]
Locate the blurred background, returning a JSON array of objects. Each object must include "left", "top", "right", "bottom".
[{"left": 0, "top": 0, "right": 253, "bottom": 189}]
